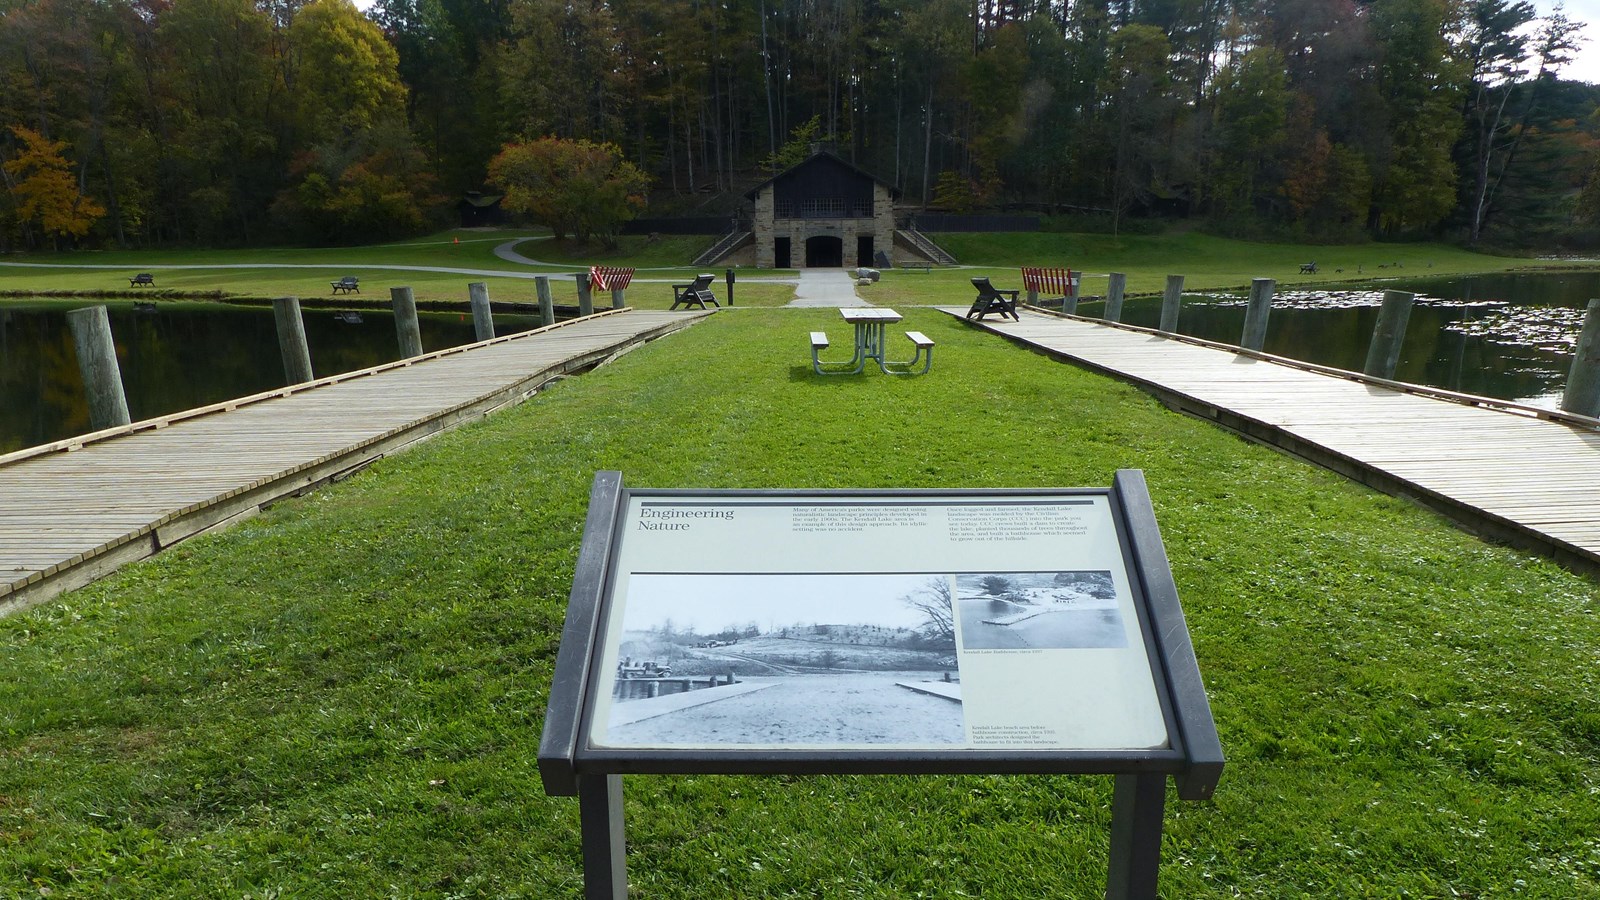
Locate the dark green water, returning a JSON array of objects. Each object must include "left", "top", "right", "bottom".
[
  {"left": 1087, "top": 270, "right": 1599, "bottom": 409},
  {"left": 0, "top": 301, "right": 543, "bottom": 453}
]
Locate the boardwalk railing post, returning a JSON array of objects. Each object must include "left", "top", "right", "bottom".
[
  {"left": 1561, "top": 298, "right": 1600, "bottom": 417},
  {"left": 1027, "top": 286, "right": 1040, "bottom": 307},
  {"left": 536, "top": 276, "right": 556, "bottom": 327},
  {"left": 612, "top": 287, "right": 626, "bottom": 310},
  {"left": 1159, "top": 275, "right": 1184, "bottom": 333},
  {"left": 469, "top": 282, "right": 496, "bottom": 341},
  {"left": 1063, "top": 275, "right": 1080, "bottom": 316},
  {"left": 66, "top": 305, "right": 131, "bottom": 430},
  {"left": 1105, "top": 273, "right": 1127, "bottom": 322},
  {"left": 1241, "top": 278, "right": 1275, "bottom": 352},
  {"left": 576, "top": 272, "right": 594, "bottom": 317},
  {"left": 391, "top": 286, "right": 424, "bottom": 359},
  {"left": 272, "top": 296, "right": 314, "bottom": 385},
  {"left": 1363, "top": 290, "right": 1415, "bottom": 380}
]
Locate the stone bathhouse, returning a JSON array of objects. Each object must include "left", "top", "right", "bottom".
[{"left": 745, "top": 151, "right": 898, "bottom": 269}]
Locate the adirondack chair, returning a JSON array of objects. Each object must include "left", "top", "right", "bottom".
[
  {"left": 671, "top": 273, "right": 719, "bottom": 309},
  {"left": 967, "top": 276, "right": 1020, "bottom": 321}
]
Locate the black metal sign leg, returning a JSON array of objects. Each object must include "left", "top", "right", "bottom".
[
  {"left": 1105, "top": 773, "right": 1165, "bottom": 900},
  {"left": 578, "top": 774, "right": 628, "bottom": 899}
]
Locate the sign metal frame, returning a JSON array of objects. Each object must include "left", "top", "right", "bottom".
[{"left": 539, "top": 470, "right": 1222, "bottom": 900}]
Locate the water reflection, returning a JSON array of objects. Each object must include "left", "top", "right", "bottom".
[{"left": 0, "top": 301, "right": 543, "bottom": 453}]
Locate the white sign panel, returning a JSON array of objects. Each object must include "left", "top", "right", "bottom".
[{"left": 588, "top": 494, "right": 1170, "bottom": 753}]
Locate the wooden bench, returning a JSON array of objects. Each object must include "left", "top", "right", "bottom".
[
  {"left": 902, "top": 263, "right": 932, "bottom": 273},
  {"left": 671, "top": 273, "right": 719, "bottom": 310},
  {"left": 967, "top": 276, "right": 1019, "bottom": 321},
  {"left": 129, "top": 273, "right": 154, "bottom": 287},
  {"left": 1299, "top": 262, "right": 1318, "bottom": 274},
  {"left": 1021, "top": 266, "right": 1078, "bottom": 308},
  {"left": 331, "top": 276, "right": 360, "bottom": 294}
]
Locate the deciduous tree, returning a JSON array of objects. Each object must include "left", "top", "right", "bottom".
[
  {"left": 488, "top": 136, "right": 647, "bottom": 247},
  {"left": 3, "top": 125, "right": 105, "bottom": 248}
]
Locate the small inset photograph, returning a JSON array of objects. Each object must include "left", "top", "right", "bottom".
[
  {"left": 957, "top": 572, "right": 1127, "bottom": 650},
  {"left": 600, "top": 573, "right": 963, "bottom": 748}
]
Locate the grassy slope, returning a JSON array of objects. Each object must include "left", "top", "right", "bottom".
[
  {"left": 2, "top": 309, "right": 1597, "bottom": 897},
  {"left": 0, "top": 230, "right": 798, "bottom": 308}
]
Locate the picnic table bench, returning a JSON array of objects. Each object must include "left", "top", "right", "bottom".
[
  {"left": 129, "top": 273, "right": 154, "bottom": 287},
  {"left": 671, "top": 273, "right": 719, "bottom": 310},
  {"left": 331, "top": 276, "right": 360, "bottom": 294},
  {"left": 811, "top": 309, "right": 933, "bottom": 376}
]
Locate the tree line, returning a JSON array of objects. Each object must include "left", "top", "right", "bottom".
[{"left": 6, "top": 0, "right": 1600, "bottom": 251}]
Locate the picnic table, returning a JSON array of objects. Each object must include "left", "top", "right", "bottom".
[
  {"left": 810, "top": 308, "right": 934, "bottom": 376},
  {"left": 129, "top": 273, "right": 154, "bottom": 287},
  {"left": 1299, "top": 262, "right": 1318, "bottom": 274},
  {"left": 331, "top": 276, "right": 360, "bottom": 294}
]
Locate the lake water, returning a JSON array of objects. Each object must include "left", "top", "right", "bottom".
[
  {"left": 5, "top": 272, "right": 1597, "bottom": 454},
  {"left": 1087, "top": 270, "right": 1600, "bottom": 410},
  {"left": 0, "top": 301, "right": 544, "bottom": 453}
]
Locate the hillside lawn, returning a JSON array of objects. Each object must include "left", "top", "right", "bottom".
[
  {"left": 2, "top": 307, "right": 1598, "bottom": 897},
  {"left": 5, "top": 228, "right": 1598, "bottom": 314}
]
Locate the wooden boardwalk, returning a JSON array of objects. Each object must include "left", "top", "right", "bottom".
[
  {"left": 0, "top": 308, "right": 711, "bottom": 616},
  {"left": 942, "top": 307, "right": 1600, "bottom": 573}
]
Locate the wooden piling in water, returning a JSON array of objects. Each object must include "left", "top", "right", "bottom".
[
  {"left": 1159, "top": 275, "right": 1184, "bottom": 333},
  {"left": 1561, "top": 299, "right": 1600, "bottom": 417},
  {"left": 391, "top": 286, "right": 424, "bottom": 359},
  {"left": 468, "top": 282, "right": 495, "bottom": 342},
  {"left": 1241, "top": 278, "right": 1275, "bottom": 352},
  {"left": 66, "top": 305, "right": 130, "bottom": 430},
  {"left": 1364, "top": 290, "right": 1415, "bottom": 380},
  {"left": 1105, "top": 273, "right": 1127, "bottom": 323},
  {"left": 536, "top": 276, "right": 556, "bottom": 327},
  {"left": 272, "top": 296, "right": 314, "bottom": 385},
  {"left": 576, "top": 271, "right": 594, "bottom": 317}
]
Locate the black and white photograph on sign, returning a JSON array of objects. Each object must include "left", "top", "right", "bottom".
[
  {"left": 601, "top": 573, "right": 964, "bottom": 747},
  {"left": 957, "top": 572, "right": 1127, "bottom": 650}
]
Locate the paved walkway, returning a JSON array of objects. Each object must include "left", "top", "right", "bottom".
[{"left": 786, "top": 269, "right": 869, "bottom": 307}]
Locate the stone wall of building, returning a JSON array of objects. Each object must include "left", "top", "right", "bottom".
[{"left": 750, "top": 184, "right": 898, "bottom": 269}]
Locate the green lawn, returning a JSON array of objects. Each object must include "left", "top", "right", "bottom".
[
  {"left": 7, "top": 228, "right": 1596, "bottom": 313},
  {"left": 0, "top": 230, "right": 799, "bottom": 309},
  {"left": 2, "top": 309, "right": 1598, "bottom": 897}
]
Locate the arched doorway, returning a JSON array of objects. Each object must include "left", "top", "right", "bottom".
[{"left": 804, "top": 235, "right": 844, "bottom": 268}]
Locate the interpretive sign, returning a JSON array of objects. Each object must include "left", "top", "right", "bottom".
[{"left": 540, "top": 471, "right": 1222, "bottom": 900}]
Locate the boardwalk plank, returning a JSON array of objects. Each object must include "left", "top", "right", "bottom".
[
  {"left": 943, "top": 307, "right": 1600, "bottom": 572},
  {"left": 1, "top": 309, "right": 711, "bottom": 614}
]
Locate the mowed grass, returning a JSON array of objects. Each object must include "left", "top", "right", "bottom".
[
  {"left": 0, "top": 230, "right": 799, "bottom": 309},
  {"left": 860, "top": 231, "right": 1599, "bottom": 307},
  {"left": 11, "top": 226, "right": 1597, "bottom": 313},
  {"left": 2, "top": 309, "right": 1598, "bottom": 897}
]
